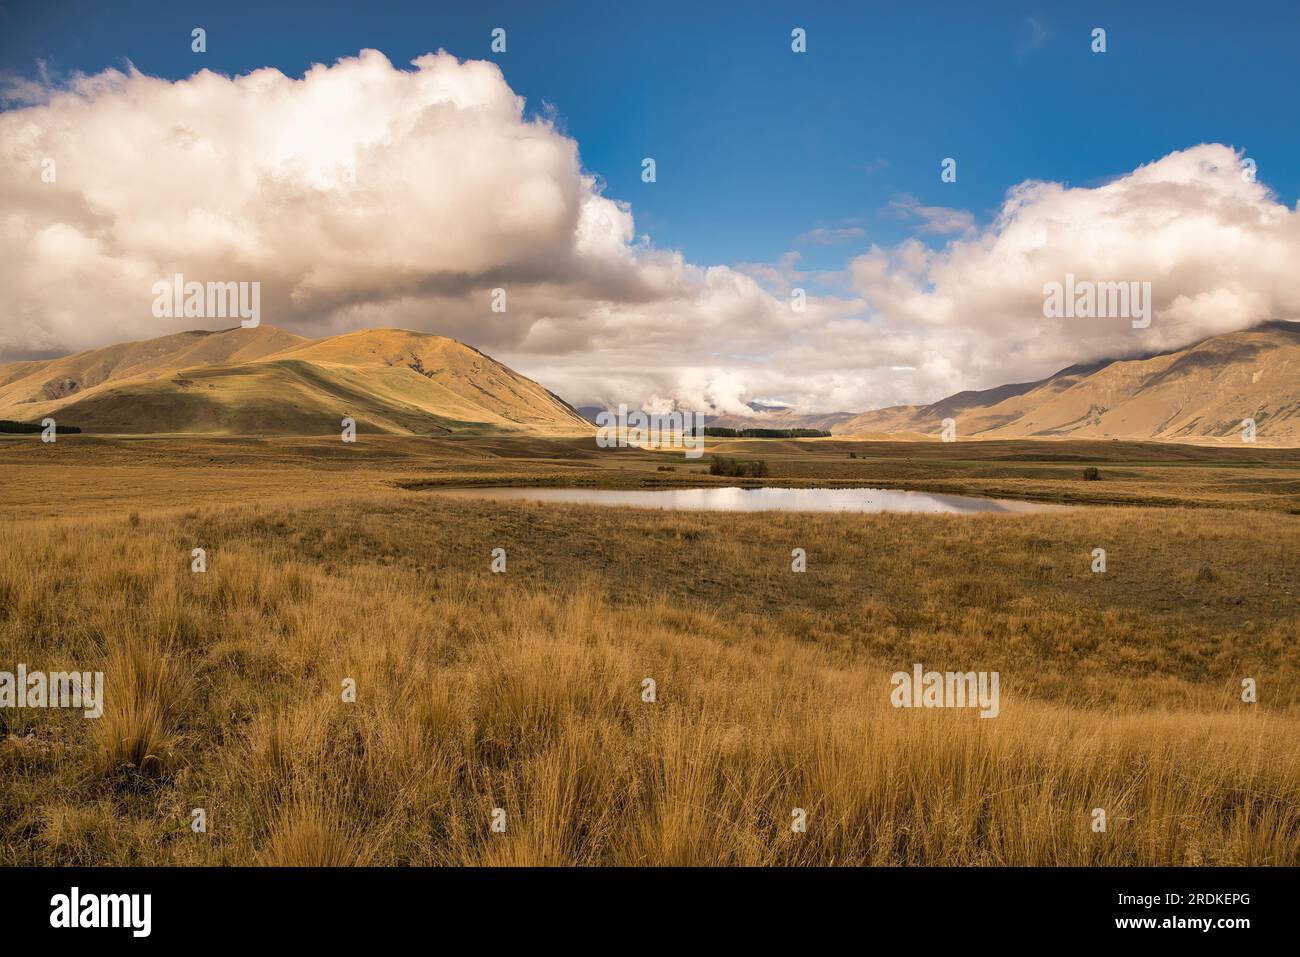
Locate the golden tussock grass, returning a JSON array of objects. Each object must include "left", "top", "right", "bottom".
[{"left": 1, "top": 473, "right": 1298, "bottom": 865}]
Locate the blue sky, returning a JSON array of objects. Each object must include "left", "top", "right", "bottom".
[{"left": 4, "top": 0, "right": 1299, "bottom": 278}]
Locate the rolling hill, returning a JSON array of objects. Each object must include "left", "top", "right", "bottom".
[
  {"left": 835, "top": 322, "right": 1300, "bottom": 445},
  {"left": 0, "top": 326, "right": 592, "bottom": 436}
]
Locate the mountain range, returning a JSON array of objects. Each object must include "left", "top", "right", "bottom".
[
  {"left": 2, "top": 321, "right": 1296, "bottom": 444},
  {"left": 710, "top": 322, "right": 1300, "bottom": 445}
]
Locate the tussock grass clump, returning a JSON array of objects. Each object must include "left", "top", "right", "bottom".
[
  {"left": 258, "top": 799, "right": 366, "bottom": 867},
  {"left": 91, "top": 633, "right": 191, "bottom": 780}
]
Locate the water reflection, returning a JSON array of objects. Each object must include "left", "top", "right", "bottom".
[{"left": 428, "top": 486, "right": 1068, "bottom": 514}]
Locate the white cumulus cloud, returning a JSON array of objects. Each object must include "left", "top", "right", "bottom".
[{"left": 1, "top": 52, "right": 1296, "bottom": 415}]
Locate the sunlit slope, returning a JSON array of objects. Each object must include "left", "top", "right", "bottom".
[
  {"left": 837, "top": 322, "right": 1300, "bottom": 444},
  {"left": 265, "top": 329, "right": 590, "bottom": 432},
  {"left": 0, "top": 326, "right": 592, "bottom": 436},
  {"left": 0, "top": 326, "right": 307, "bottom": 405}
]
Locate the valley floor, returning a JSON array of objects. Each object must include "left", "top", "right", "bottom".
[{"left": 1, "top": 436, "right": 1297, "bottom": 864}]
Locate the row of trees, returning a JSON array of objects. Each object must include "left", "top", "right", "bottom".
[
  {"left": 703, "top": 427, "right": 830, "bottom": 438},
  {"left": 0, "top": 419, "right": 81, "bottom": 434}
]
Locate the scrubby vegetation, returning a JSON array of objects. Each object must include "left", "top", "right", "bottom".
[{"left": 708, "top": 455, "right": 771, "bottom": 478}]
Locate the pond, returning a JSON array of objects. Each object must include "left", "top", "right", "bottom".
[{"left": 427, "top": 486, "right": 1069, "bottom": 514}]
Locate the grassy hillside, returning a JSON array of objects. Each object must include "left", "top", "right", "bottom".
[
  {"left": 0, "top": 326, "right": 307, "bottom": 399},
  {"left": 0, "top": 326, "right": 592, "bottom": 437},
  {"left": 838, "top": 322, "right": 1300, "bottom": 445}
]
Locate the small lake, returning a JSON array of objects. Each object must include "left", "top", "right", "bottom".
[{"left": 428, "top": 486, "right": 1069, "bottom": 514}]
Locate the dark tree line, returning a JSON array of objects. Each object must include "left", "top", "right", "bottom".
[
  {"left": 703, "top": 427, "right": 830, "bottom": 438},
  {"left": 0, "top": 419, "right": 81, "bottom": 434}
]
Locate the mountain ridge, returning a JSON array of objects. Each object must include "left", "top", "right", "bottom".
[
  {"left": 835, "top": 321, "right": 1300, "bottom": 444},
  {"left": 4, "top": 322, "right": 1297, "bottom": 444},
  {"left": 688, "top": 323, "right": 1298, "bottom": 446},
  {"left": 0, "top": 326, "right": 592, "bottom": 436}
]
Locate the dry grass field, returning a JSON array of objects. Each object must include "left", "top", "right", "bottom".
[{"left": 1, "top": 434, "right": 1298, "bottom": 865}]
